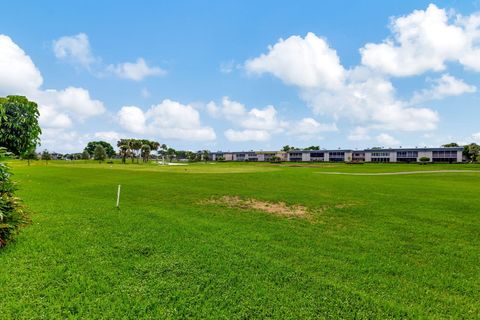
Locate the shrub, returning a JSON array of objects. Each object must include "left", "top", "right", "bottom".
[
  {"left": 0, "top": 160, "right": 29, "bottom": 247},
  {"left": 419, "top": 156, "right": 430, "bottom": 165}
]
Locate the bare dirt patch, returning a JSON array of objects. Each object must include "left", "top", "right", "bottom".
[{"left": 201, "top": 196, "right": 311, "bottom": 218}]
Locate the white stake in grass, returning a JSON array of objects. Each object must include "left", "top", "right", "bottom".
[{"left": 116, "top": 185, "right": 121, "bottom": 208}]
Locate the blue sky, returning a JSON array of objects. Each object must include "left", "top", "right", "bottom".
[{"left": 0, "top": 1, "right": 479, "bottom": 152}]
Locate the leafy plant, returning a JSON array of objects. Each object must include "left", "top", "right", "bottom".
[
  {"left": 94, "top": 145, "right": 107, "bottom": 162},
  {"left": 0, "top": 148, "right": 29, "bottom": 247},
  {"left": 419, "top": 156, "right": 430, "bottom": 164}
]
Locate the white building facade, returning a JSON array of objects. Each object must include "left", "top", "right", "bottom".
[{"left": 210, "top": 147, "right": 464, "bottom": 163}]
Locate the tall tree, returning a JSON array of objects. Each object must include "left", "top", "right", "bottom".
[
  {"left": 85, "top": 141, "right": 115, "bottom": 158},
  {"left": 464, "top": 143, "right": 480, "bottom": 162},
  {"left": 41, "top": 150, "right": 51, "bottom": 165},
  {"left": 141, "top": 144, "right": 151, "bottom": 163},
  {"left": 93, "top": 145, "right": 107, "bottom": 163},
  {"left": 24, "top": 149, "right": 38, "bottom": 166},
  {"left": 442, "top": 142, "right": 459, "bottom": 147},
  {"left": 131, "top": 139, "right": 142, "bottom": 163},
  {"left": 166, "top": 148, "right": 176, "bottom": 162},
  {"left": 117, "top": 139, "right": 131, "bottom": 164},
  {"left": 81, "top": 150, "right": 90, "bottom": 160},
  {"left": 202, "top": 150, "right": 210, "bottom": 163},
  {"left": 0, "top": 96, "right": 41, "bottom": 157}
]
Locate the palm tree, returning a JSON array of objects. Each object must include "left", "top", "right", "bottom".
[
  {"left": 131, "top": 139, "right": 142, "bottom": 163},
  {"left": 117, "top": 139, "right": 130, "bottom": 164},
  {"left": 149, "top": 141, "right": 160, "bottom": 161},
  {"left": 203, "top": 150, "right": 210, "bottom": 163},
  {"left": 166, "top": 148, "right": 176, "bottom": 162},
  {"left": 141, "top": 144, "right": 151, "bottom": 163}
]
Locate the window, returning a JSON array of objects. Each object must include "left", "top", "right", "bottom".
[
  {"left": 397, "top": 151, "right": 418, "bottom": 158},
  {"left": 310, "top": 152, "right": 324, "bottom": 157},
  {"left": 372, "top": 152, "right": 389, "bottom": 157}
]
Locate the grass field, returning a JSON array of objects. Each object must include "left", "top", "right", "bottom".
[{"left": 1, "top": 160, "right": 479, "bottom": 319}]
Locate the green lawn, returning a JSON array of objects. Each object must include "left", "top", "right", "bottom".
[{"left": 1, "top": 160, "right": 479, "bottom": 319}]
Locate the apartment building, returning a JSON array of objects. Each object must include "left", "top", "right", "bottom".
[{"left": 210, "top": 147, "right": 464, "bottom": 163}]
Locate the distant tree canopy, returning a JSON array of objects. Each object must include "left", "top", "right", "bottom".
[
  {"left": 41, "top": 150, "right": 51, "bottom": 163},
  {"left": 94, "top": 145, "right": 107, "bottom": 162},
  {"left": 0, "top": 96, "right": 41, "bottom": 156},
  {"left": 304, "top": 146, "right": 320, "bottom": 150},
  {"left": 282, "top": 145, "right": 301, "bottom": 152},
  {"left": 464, "top": 143, "right": 480, "bottom": 162},
  {"left": 442, "top": 142, "right": 459, "bottom": 147},
  {"left": 116, "top": 139, "right": 161, "bottom": 163},
  {"left": 81, "top": 150, "right": 90, "bottom": 160},
  {"left": 85, "top": 141, "right": 115, "bottom": 158}
]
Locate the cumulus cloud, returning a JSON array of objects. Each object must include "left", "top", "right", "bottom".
[
  {"left": 376, "top": 133, "right": 400, "bottom": 147},
  {"left": 411, "top": 74, "right": 476, "bottom": 103},
  {"left": 224, "top": 129, "right": 270, "bottom": 142},
  {"left": 53, "top": 33, "right": 165, "bottom": 80},
  {"left": 38, "top": 87, "right": 105, "bottom": 119},
  {"left": 246, "top": 32, "right": 440, "bottom": 132},
  {"left": 117, "top": 100, "right": 216, "bottom": 141},
  {"left": 245, "top": 32, "right": 345, "bottom": 89},
  {"left": 288, "top": 118, "right": 337, "bottom": 139},
  {"left": 107, "top": 58, "right": 166, "bottom": 81},
  {"left": 360, "top": 4, "right": 480, "bottom": 76},
  {"left": 208, "top": 97, "right": 290, "bottom": 141},
  {"left": 0, "top": 34, "right": 105, "bottom": 132},
  {"left": 360, "top": 4, "right": 468, "bottom": 77},
  {"left": 53, "top": 33, "right": 96, "bottom": 68},
  {"left": 348, "top": 127, "right": 371, "bottom": 141},
  {"left": 472, "top": 132, "right": 480, "bottom": 143},
  {"left": 0, "top": 35, "right": 43, "bottom": 96},
  {"left": 94, "top": 131, "right": 122, "bottom": 146},
  {"left": 209, "top": 96, "right": 337, "bottom": 141},
  {"left": 40, "top": 128, "right": 92, "bottom": 153}
]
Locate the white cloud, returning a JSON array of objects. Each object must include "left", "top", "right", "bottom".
[
  {"left": 411, "top": 74, "right": 476, "bottom": 103},
  {"left": 39, "top": 128, "right": 91, "bottom": 153},
  {"left": 53, "top": 33, "right": 165, "bottom": 81},
  {"left": 348, "top": 127, "right": 370, "bottom": 141},
  {"left": 472, "top": 132, "right": 480, "bottom": 143},
  {"left": 52, "top": 33, "right": 96, "bottom": 68},
  {"left": 376, "top": 133, "right": 400, "bottom": 146},
  {"left": 245, "top": 32, "right": 345, "bottom": 89},
  {"left": 207, "top": 97, "right": 247, "bottom": 120},
  {"left": 220, "top": 60, "right": 238, "bottom": 74},
  {"left": 94, "top": 131, "right": 122, "bottom": 144},
  {"left": 288, "top": 118, "right": 337, "bottom": 139},
  {"left": 0, "top": 35, "right": 43, "bottom": 96},
  {"left": 107, "top": 58, "right": 165, "bottom": 81},
  {"left": 117, "top": 106, "right": 147, "bottom": 134},
  {"left": 117, "top": 100, "right": 216, "bottom": 141},
  {"left": 38, "top": 105, "right": 72, "bottom": 129},
  {"left": 246, "top": 33, "right": 440, "bottom": 132},
  {"left": 224, "top": 129, "right": 270, "bottom": 142},
  {"left": 360, "top": 4, "right": 480, "bottom": 76},
  {"left": 240, "top": 105, "right": 280, "bottom": 130},
  {"left": 207, "top": 97, "right": 289, "bottom": 142},
  {"left": 0, "top": 34, "right": 105, "bottom": 134},
  {"left": 39, "top": 87, "right": 105, "bottom": 119}
]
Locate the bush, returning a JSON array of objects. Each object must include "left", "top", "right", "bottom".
[
  {"left": 0, "top": 161, "right": 29, "bottom": 247},
  {"left": 419, "top": 156, "right": 430, "bottom": 165}
]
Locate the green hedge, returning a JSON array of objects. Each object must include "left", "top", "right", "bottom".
[{"left": 0, "top": 162, "right": 29, "bottom": 247}]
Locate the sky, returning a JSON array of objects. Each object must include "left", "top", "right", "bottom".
[{"left": 0, "top": 0, "right": 479, "bottom": 153}]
